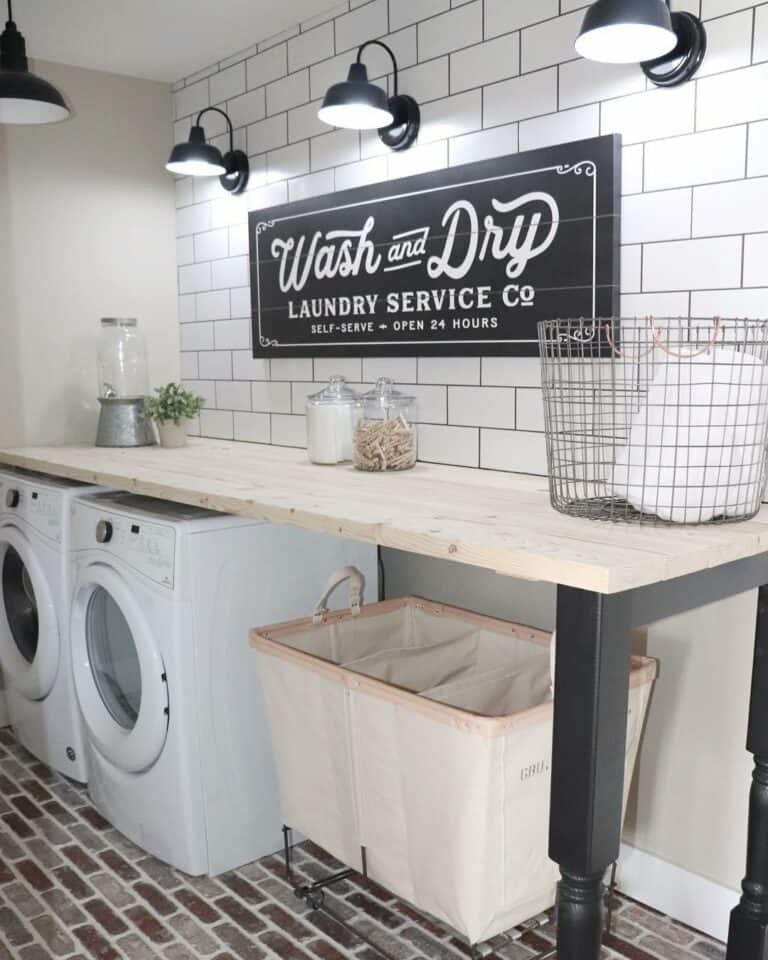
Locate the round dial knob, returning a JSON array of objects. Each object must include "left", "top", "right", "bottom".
[
  {"left": 95, "top": 520, "right": 113, "bottom": 544},
  {"left": 5, "top": 489, "right": 19, "bottom": 509}
]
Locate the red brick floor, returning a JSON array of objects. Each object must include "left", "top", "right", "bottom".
[{"left": 0, "top": 727, "right": 725, "bottom": 960}]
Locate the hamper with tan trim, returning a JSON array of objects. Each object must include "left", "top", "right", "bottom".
[{"left": 249, "top": 568, "right": 656, "bottom": 946}]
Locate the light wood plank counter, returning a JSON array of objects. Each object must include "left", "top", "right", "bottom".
[{"left": 2, "top": 439, "right": 768, "bottom": 595}]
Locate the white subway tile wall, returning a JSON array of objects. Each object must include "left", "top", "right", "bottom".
[{"left": 173, "top": 0, "right": 768, "bottom": 476}]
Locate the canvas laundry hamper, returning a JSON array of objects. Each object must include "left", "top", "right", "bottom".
[{"left": 250, "top": 568, "right": 656, "bottom": 946}]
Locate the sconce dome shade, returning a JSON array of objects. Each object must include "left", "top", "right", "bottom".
[
  {"left": 0, "top": 68, "right": 69, "bottom": 124},
  {"left": 575, "top": 0, "right": 677, "bottom": 64},
  {"left": 318, "top": 62, "right": 394, "bottom": 130},
  {"left": 166, "top": 124, "right": 227, "bottom": 177}
]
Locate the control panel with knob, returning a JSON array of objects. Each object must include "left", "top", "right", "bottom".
[
  {"left": 5, "top": 489, "right": 19, "bottom": 509},
  {"left": 95, "top": 520, "right": 113, "bottom": 544},
  {"left": 71, "top": 505, "right": 176, "bottom": 587}
]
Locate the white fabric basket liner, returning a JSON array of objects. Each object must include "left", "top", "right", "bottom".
[{"left": 250, "top": 596, "right": 656, "bottom": 945}]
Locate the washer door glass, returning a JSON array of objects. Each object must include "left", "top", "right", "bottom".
[
  {"left": 71, "top": 565, "right": 168, "bottom": 774},
  {"left": 2, "top": 546, "right": 38, "bottom": 664},
  {"left": 86, "top": 588, "right": 142, "bottom": 730}
]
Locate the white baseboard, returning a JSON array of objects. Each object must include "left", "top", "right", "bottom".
[{"left": 616, "top": 843, "right": 739, "bottom": 943}]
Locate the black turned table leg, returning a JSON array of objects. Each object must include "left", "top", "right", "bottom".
[
  {"left": 550, "top": 586, "right": 632, "bottom": 960},
  {"left": 727, "top": 583, "right": 768, "bottom": 960}
]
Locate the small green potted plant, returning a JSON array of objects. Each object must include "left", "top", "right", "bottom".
[{"left": 145, "top": 382, "right": 205, "bottom": 448}]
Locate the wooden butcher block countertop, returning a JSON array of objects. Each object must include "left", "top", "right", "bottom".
[{"left": 2, "top": 439, "right": 768, "bottom": 594}]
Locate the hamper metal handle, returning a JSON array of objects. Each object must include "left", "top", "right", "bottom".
[
  {"left": 313, "top": 566, "right": 365, "bottom": 623},
  {"left": 604, "top": 315, "right": 723, "bottom": 359},
  {"left": 652, "top": 315, "right": 722, "bottom": 358}
]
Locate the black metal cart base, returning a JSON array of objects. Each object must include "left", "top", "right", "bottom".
[
  {"left": 281, "top": 827, "right": 616, "bottom": 960},
  {"left": 551, "top": 556, "right": 768, "bottom": 960}
]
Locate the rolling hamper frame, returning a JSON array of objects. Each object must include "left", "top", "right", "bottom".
[{"left": 251, "top": 588, "right": 655, "bottom": 957}]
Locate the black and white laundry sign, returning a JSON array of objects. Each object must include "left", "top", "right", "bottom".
[{"left": 249, "top": 134, "right": 621, "bottom": 357}]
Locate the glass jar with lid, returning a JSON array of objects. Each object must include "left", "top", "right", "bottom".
[
  {"left": 306, "top": 375, "right": 361, "bottom": 465},
  {"left": 353, "top": 378, "right": 417, "bottom": 472},
  {"left": 97, "top": 318, "right": 149, "bottom": 399}
]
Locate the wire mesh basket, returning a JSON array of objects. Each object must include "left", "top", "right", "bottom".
[{"left": 538, "top": 317, "right": 768, "bottom": 525}]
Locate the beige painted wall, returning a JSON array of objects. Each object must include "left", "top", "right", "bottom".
[
  {"left": 0, "top": 60, "right": 179, "bottom": 446},
  {"left": 625, "top": 593, "right": 755, "bottom": 890},
  {"left": 383, "top": 549, "right": 754, "bottom": 893},
  {"left": 0, "top": 114, "right": 21, "bottom": 448}
]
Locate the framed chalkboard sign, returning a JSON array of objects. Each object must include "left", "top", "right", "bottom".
[{"left": 249, "top": 134, "right": 621, "bottom": 358}]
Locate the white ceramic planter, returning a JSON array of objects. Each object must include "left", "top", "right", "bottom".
[{"left": 156, "top": 419, "right": 191, "bottom": 448}]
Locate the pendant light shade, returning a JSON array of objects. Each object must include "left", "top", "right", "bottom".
[
  {"left": 0, "top": 69, "right": 68, "bottom": 123},
  {"left": 0, "top": 2, "right": 70, "bottom": 125},
  {"left": 318, "top": 40, "right": 420, "bottom": 151},
  {"left": 166, "top": 107, "right": 249, "bottom": 195},
  {"left": 166, "top": 125, "right": 227, "bottom": 176},
  {"left": 575, "top": 0, "right": 676, "bottom": 64},
  {"left": 576, "top": 0, "right": 707, "bottom": 86},
  {"left": 318, "top": 62, "right": 394, "bottom": 130}
]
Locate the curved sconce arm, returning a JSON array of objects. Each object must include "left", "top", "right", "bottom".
[
  {"left": 355, "top": 39, "right": 399, "bottom": 97},
  {"left": 195, "top": 106, "right": 235, "bottom": 153}
]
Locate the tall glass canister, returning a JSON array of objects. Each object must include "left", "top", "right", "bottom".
[
  {"left": 95, "top": 319, "right": 154, "bottom": 447},
  {"left": 97, "top": 318, "right": 149, "bottom": 400}
]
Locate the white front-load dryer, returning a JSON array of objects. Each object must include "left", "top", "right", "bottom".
[
  {"left": 69, "top": 491, "right": 377, "bottom": 876},
  {"left": 0, "top": 469, "right": 104, "bottom": 781}
]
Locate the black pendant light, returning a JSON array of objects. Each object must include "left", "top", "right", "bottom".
[
  {"left": 0, "top": 0, "right": 69, "bottom": 124},
  {"left": 166, "top": 106, "right": 249, "bottom": 194},
  {"left": 319, "top": 39, "right": 420, "bottom": 151},
  {"left": 576, "top": 0, "right": 706, "bottom": 86}
]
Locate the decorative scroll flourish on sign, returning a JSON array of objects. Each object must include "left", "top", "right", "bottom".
[{"left": 249, "top": 135, "right": 620, "bottom": 358}]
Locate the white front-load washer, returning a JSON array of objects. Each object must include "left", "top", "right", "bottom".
[
  {"left": 0, "top": 468, "right": 104, "bottom": 782},
  {"left": 69, "top": 491, "right": 377, "bottom": 876}
]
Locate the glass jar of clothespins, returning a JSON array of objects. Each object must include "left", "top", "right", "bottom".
[{"left": 353, "top": 378, "right": 417, "bottom": 472}]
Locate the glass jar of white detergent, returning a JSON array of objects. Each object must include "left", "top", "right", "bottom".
[{"left": 306, "top": 376, "right": 361, "bottom": 465}]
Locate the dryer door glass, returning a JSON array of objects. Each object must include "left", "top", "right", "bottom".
[
  {"left": 86, "top": 588, "right": 142, "bottom": 730},
  {"left": 2, "top": 546, "right": 39, "bottom": 664}
]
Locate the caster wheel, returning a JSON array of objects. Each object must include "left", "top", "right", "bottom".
[
  {"left": 307, "top": 890, "right": 325, "bottom": 910},
  {"left": 294, "top": 885, "right": 309, "bottom": 901}
]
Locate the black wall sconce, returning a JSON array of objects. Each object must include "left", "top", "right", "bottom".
[
  {"left": 0, "top": 0, "right": 69, "bottom": 124},
  {"left": 576, "top": 0, "right": 706, "bottom": 87},
  {"left": 166, "top": 106, "right": 249, "bottom": 194},
  {"left": 318, "top": 39, "right": 420, "bottom": 151}
]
